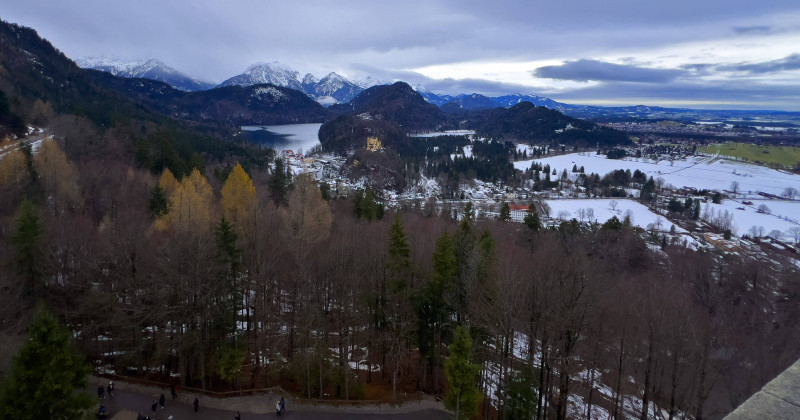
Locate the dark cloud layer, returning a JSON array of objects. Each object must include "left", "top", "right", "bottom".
[{"left": 534, "top": 60, "right": 688, "bottom": 83}]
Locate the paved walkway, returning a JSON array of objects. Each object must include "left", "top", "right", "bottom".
[{"left": 88, "top": 377, "right": 449, "bottom": 420}]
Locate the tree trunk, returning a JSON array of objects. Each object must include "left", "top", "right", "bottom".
[
  {"left": 455, "top": 392, "right": 460, "bottom": 420},
  {"left": 587, "top": 368, "right": 595, "bottom": 420},
  {"left": 695, "top": 346, "right": 709, "bottom": 420},
  {"left": 536, "top": 337, "right": 547, "bottom": 420},
  {"left": 612, "top": 334, "right": 625, "bottom": 420},
  {"left": 640, "top": 332, "right": 654, "bottom": 420}
]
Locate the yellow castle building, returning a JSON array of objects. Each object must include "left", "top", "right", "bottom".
[{"left": 366, "top": 137, "right": 381, "bottom": 152}]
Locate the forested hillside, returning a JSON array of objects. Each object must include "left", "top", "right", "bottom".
[
  {"left": 88, "top": 70, "right": 331, "bottom": 126},
  {"left": 479, "top": 102, "right": 630, "bottom": 147}
]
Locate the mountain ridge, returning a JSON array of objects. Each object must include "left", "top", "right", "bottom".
[
  {"left": 86, "top": 70, "right": 331, "bottom": 126},
  {"left": 77, "top": 56, "right": 215, "bottom": 92}
]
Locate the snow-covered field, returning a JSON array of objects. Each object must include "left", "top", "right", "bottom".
[
  {"left": 409, "top": 129, "right": 475, "bottom": 138},
  {"left": 545, "top": 198, "right": 685, "bottom": 232},
  {"left": 703, "top": 199, "right": 800, "bottom": 237},
  {"left": 515, "top": 152, "right": 800, "bottom": 197}
]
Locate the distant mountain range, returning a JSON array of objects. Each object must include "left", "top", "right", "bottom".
[
  {"left": 78, "top": 57, "right": 800, "bottom": 124},
  {"left": 217, "top": 62, "right": 365, "bottom": 105},
  {"left": 87, "top": 70, "right": 330, "bottom": 126}
]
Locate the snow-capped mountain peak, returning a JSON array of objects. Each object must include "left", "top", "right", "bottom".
[
  {"left": 356, "top": 75, "right": 386, "bottom": 89},
  {"left": 311, "top": 72, "right": 362, "bottom": 104},
  {"left": 77, "top": 55, "right": 214, "bottom": 91},
  {"left": 412, "top": 83, "right": 432, "bottom": 94},
  {"left": 220, "top": 61, "right": 303, "bottom": 91},
  {"left": 302, "top": 73, "right": 319, "bottom": 86}
]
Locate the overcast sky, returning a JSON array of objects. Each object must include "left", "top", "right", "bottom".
[{"left": 3, "top": 0, "right": 800, "bottom": 110}]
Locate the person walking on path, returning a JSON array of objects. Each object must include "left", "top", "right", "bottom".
[
  {"left": 234, "top": 410, "right": 241, "bottom": 420},
  {"left": 193, "top": 397, "right": 199, "bottom": 412},
  {"left": 151, "top": 400, "right": 158, "bottom": 415},
  {"left": 107, "top": 381, "right": 115, "bottom": 398},
  {"left": 171, "top": 385, "right": 178, "bottom": 400},
  {"left": 159, "top": 393, "right": 166, "bottom": 409},
  {"left": 98, "top": 385, "right": 105, "bottom": 400}
]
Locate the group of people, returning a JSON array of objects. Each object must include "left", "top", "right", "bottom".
[
  {"left": 97, "top": 380, "right": 286, "bottom": 418},
  {"left": 97, "top": 381, "right": 115, "bottom": 400},
  {"left": 97, "top": 381, "right": 114, "bottom": 418}
]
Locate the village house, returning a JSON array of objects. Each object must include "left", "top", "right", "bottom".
[{"left": 509, "top": 204, "right": 529, "bottom": 223}]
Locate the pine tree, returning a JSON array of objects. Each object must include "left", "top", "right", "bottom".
[
  {"left": 414, "top": 231, "right": 457, "bottom": 388},
  {"left": 641, "top": 177, "right": 656, "bottom": 201},
  {"left": 445, "top": 325, "right": 481, "bottom": 420},
  {"left": 149, "top": 185, "right": 168, "bottom": 218},
  {"left": 504, "top": 367, "right": 538, "bottom": 419},
  {"left": 523, "top": 206, "right": 542, "bottom": 231},
  {"left": 386, "top": 215, "right": 411, "bottom": 293},
  {"left": 0, "top": 304, "right": 93, "bottom": 419},
  {"left": 463, "top": 201, "right": 474, "bottom": 222},
  {"left": 499, "top": 202, "right": 511, "bottom": 221},
  {"left": 385, "top": 215, "right": 413, "bottom": 400},
  {"left": 270, "top": 158, "right": 289, "bottom": 205},
  {"left": 215, "top": 216, "right": 242, "bottom": 336},
  {"left": 602, "top": 216, "right": 623, "bottom": 230},
  {"left": 11, "top": 199, "right": 45, "bottom": 299},
  {"left": 354, "top": 188, "right": 383, "bottom": 221}
]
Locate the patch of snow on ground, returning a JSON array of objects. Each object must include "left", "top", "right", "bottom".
[
  {"left": 252, "top": 86, "right": 286, "bottom": 101},
  {"left": 516, "top": 152, "right": 800, "bottom": 197},
  {"left": 568, "top": 393, "right": 611, "bottom": 420},
  {"left": 545, "top": 198, "right": 686, "bottom": 232},
  {"left": 705, "top": 199, "right": 800, "bottom": 237},
  {"left": 409, "top": 130, "right": 475, "bottom": 138}
]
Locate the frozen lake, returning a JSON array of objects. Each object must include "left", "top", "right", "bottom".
[{"left": 239, "top": 123, "right": 322, "bottom": 153}]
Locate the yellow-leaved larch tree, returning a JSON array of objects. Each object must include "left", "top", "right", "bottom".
[
  {"left": 158, "top": 167, "right": 180, "bottom": 196},
  {"left": 33, "top": 140, "right": 82, "bottom": 212},
  {"left": 157, "top": 168, "right": 214, "bottom": 232},
  {"left": 220, "top": 163, "right": 256, "bottom": 231},
  {"left": 0, "top": 149, "right": 28, "bottom": 187}
]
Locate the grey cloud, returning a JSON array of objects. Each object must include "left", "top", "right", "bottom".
[
  {"left": 540, "top": 79, "right": 800, "bottom": 110},
  {"left": 534, "top": 59, "right": 688, "bottom": 83},
  {"left": 719, "top": 54, "right": 800, "bottom": 74},
  {"left": 348, "top": 64, "right": 536, "bottom": 96},
  {"left": 733, "top": 25, "right": 772, "bottom": 34},
  {"left": 681, "top": 54, "right": 800, "bottom": 77},
  {"left": 680, "top": 63, "right": 714, "bottom": 72}
]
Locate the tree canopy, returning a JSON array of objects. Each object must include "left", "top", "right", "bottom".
[{"left": 0, "top": 304, "right": 93, "bottom": 419}]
